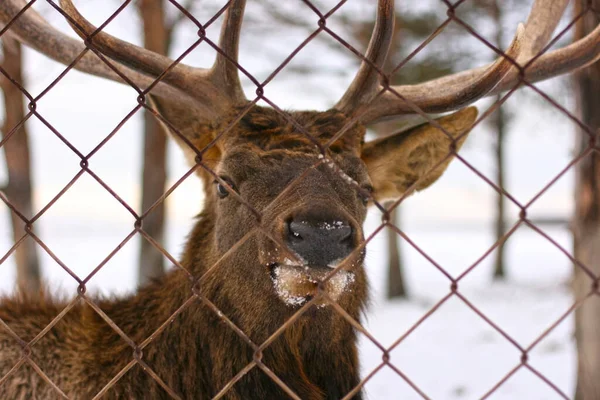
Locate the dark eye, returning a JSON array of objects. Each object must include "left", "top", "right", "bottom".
[
  {"left": 359, "top": 185, "right": 373, "bottom": 206},
  {"left": 215, "top": 177, "right": 235, "bottom": 199}
]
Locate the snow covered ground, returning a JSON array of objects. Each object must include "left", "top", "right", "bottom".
[{"left": 359, "top": 220, "right": 574, "bottom": 400}]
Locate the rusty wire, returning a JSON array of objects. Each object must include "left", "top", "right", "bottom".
[{"left": 0, "top": 0, "right": 598, "bottom": 399}]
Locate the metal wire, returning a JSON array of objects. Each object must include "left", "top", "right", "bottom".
[{"left": 0, "top": 0, "right": 597, "bottom": 399}]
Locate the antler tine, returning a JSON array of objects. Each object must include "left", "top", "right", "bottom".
[
  {"left": 334, "top": 0, "right": 394, "bottom": 115},
  {"left": 359, "top": 0, "right": 585, "bottom": 124},
  {"left": 489, "top": 21, "right": 600, "bottom": 97},
  {"left": 517, "top": 0, "right": 569, "bottom": 62},
  {"left": 2, "top": 0, "right": 250, "bottom": 127},
  {"left": 58, "top": 0, "right": 249, "bottom": 119},
  {"left": 0, "top": 0, "right": 178, "bottom": 95},
  {"left": 361, "top": 24, "right": 525, "bottom": 121},
  {"left": 476, "top": 18, "right": 600, "bottom": 84},
  {"left": 58, "top": 0, "right": 198, "bottom": 91},
  {"left": 209, "top": 0, "right": 247, "bottom": 104}
]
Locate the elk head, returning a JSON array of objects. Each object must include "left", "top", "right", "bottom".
[{"left": 1, "top": 0, "right": 599, "bottom": 315}]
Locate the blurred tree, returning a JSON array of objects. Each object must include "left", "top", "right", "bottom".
[
  {"left": 491, "top": 90, "right": 509, "bottom": 280},
  {"left": 137, "top": 0, "right": 169, "bottom": 286},
  {"left": 385, "top": 206, "right": 406, "bottom": 298},
  {"left": 572, "top": 0, "right": 600, "bottom": 398},
  {"left": 481, "top": 0, "right": 510, "bottom": 280},
  {"left": 0, "top": 36, "right": 41, "bottom": 296},
  {"left": 352, "top": 2, "right": 490, "bottom": 298},
  {"left": 135, "top": 0, "right": 192, "bottom": 286},
  {"left": 478, "top": 0, "right": 568, "bottom": 279}
]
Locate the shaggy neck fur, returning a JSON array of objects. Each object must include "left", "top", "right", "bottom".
[{"left": 0, "top": 202, "right": 364, "bottom": 399}]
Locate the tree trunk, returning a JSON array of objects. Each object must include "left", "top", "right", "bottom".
[
  {"left": 386, "top": 208, "right": 407, "bottom": 298},
  {"left": 493, "top": 96, "right": 507, "bottom": 279},
  {"left": 488, "top": 0, "right": 507, "bottom": 280},
  {"left": 138, "top": 0, "right": 169, "bottom": 286},
  {"left": 0, "top": 37, "right": 41, "bottom": 296},
  {"left": 376, "top": 121, "right": 407, "bottom": 299},
  {"left": 573, "top": 2, "right": 600, "bottom": 399}
]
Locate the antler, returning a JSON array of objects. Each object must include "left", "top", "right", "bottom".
[
  {"left": 343, "top": 0, "right": 600, "bottom": 124},
  {"left": 335, "top": 0, "right": 395, "bottom": 115},
  {"left": 0, "top": 0, "right": 248, "bottom": 124},
  {"left": 3, "top": 0, "right": 598, "bottom": 127},
  {"left": 0, "top": 0, "right": 151, "bottom": 87}
]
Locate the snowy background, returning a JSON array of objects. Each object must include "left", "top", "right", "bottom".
[{"left": 0, "top": 1, "right": 581, "bottom": 399}]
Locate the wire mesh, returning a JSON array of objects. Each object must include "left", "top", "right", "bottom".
[{"left": 0, "top": 0, "right": 598, "bottom": 399}]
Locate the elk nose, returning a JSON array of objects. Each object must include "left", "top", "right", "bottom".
[{"left": 286, "top": 219, "right": 354, "bottom": 267}]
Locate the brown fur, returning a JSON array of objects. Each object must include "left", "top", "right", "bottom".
[{"left": 0, "top": 104, "right": 476, "bottom": 399}]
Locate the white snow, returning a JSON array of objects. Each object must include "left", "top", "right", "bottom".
[
  {"left": 318, "top": 220, "right": 347, "bottom": 230},
  {"left": 270, "top": 264, "right": 356, "bottom": 307},
  {"left": 356, "top": 215, "right": 575, "bottom": 400},
  {"left": 271, "top": 265, "right": 310, "bottom": 307},
  {"left": 327, "top": 269, "right": 356, "bottom": 300}
]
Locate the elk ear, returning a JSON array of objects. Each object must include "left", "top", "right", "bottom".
[
  {"left": 148, "top": 94, "right": 221, "bottom": 169},
  {"left": 361, "top": 107, "right": 478, "bottom": 202}
]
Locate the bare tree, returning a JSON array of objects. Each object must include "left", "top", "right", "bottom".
[
  {"left": 0, "top": 36, "right": 41, "bottom": 295},
  {"left": 572, "top": 1, "right": 600, "bottom": 399},
  {"left": 136, "top": 0, "right": 193, "bottom": 286},
  {"left": 491, "top": 94, "right": 508, "bottom": 279},
  {"left": 360, "top": 3, "right": 490, "bottom": 298},
  {"left": 136, "top": 0, "right": 170, "bottom": 286},
  {"left": 488, "top": 0, "right": 509, "bottom": 280},
  {"left": 386, "top": 206, "right": 406, "bottom": 297}
]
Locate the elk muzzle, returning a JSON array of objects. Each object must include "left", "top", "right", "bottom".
[
  {"left": 262, "top": 208, "right": 363, "bottom": 308},
  {"left": 286, "top": 219, "right": 354, "bottom": 268}
]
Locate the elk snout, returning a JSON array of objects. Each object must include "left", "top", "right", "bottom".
[{"left": 286, "top": 216, "right": 356, "bottom": 267}]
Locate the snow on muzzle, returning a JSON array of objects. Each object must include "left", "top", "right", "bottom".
[{"left": 260, "top": 214, "right": 364, "bottom": 307}]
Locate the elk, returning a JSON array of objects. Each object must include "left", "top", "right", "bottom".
[{"left": 0, "top": 0, "right": 599, "bottom": 398}]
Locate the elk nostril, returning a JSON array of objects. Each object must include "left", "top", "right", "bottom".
[
  {"left": 288, "top": 221, "right": 309, "bottom": 242},
  {"left": 339, "top": 225, "right": 353, "bottom": 244},
  {"left": 285, "top": 218, "right": 356, "bottom": 267}
]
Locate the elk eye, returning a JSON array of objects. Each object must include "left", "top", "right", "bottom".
[
  {"left": 359, "top": 185, "right": 373, "bottom": 206},
  {"left": 215, "top": 177, "right": 235, "bottom": 199}
]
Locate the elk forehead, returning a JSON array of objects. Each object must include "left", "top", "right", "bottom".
[
  {"left": 220, "top": 106, "right": 365, "bottom": 154},
  {"left": 213, "top": 106, "right": 372, "bottom": 208},
  {"left": 218, "top": 149, "right": 370, "bottom": 207}
]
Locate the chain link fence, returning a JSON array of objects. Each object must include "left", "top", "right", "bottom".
[{"left": 0, "top": 0, "right": 598, "bottom": 399}]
